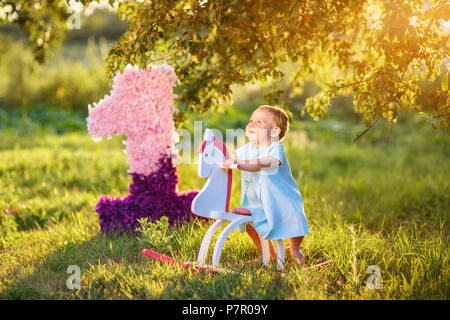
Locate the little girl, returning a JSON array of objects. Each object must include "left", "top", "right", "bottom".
[{"left": 222, "top": 105, "right": 309, "bottom": 264}]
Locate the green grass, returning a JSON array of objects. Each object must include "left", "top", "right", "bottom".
[{"left": 0, "top": 109, "right": 448, "bottom": 299}]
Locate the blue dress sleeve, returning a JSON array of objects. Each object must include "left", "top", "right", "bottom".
[
  {"left": 235, "top": 143, "right": 251, "bottom": 160},
  {"left": 260, "top": 142, "right": 285, "bottom": 175},
  {"left": 262, "top": 142, "right": 284, "bottom": 164}
]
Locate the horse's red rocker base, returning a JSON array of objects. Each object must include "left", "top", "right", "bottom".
[
  {"left": 141, "top": 248, "right": 333, "bottom": 274},
  {"left": 142, "top": 249, "right": 221, "bottom": 275}
]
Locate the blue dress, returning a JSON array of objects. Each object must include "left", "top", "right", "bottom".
[{"left": 235, "top": 141, "right": 309, "bottom": 240}]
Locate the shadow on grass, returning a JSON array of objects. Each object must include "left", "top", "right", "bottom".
[
  {"left": 12, "top": 204, "right": 92, "bottom": 233},
  {"left": 1, "top": 227, "right": 290, "bottom": 300},
  {"left": 1, "top": 232, "right": 142, "bottom": 299}
]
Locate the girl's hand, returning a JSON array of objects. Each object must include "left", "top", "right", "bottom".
[
  {"left": 221, "top": 159, "right": 233, "bottom": 170},
  {"left": 221, "top": 154, "right": 237, "bottom": 171}
]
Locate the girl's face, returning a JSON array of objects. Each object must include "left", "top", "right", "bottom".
[{"left": 245, "top": 108, "right": 279, "bottom": 145}]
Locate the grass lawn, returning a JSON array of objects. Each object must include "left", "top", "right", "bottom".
[{"left": 0, "top": 109, "right": 448, "bottom": 299}]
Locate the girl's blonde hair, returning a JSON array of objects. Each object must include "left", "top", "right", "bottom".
[{"left": 257, "top": 105, "right": 290, "bottom": 141}]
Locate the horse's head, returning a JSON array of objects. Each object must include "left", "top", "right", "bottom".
[
  {"left": 197, "top": 129, "right": 230, "bottom": 178},
  {"left": 192, "top": 128, "right": 233, "bottom": 216}
]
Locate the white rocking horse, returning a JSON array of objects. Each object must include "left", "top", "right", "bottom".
[
  {"left": 190, "top": 128, "right": 285, "bottom": 271},
  {"left": 142, "top": 128, "right": 332, "bottom": 273}
]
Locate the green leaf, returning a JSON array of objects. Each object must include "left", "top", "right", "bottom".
[
  {"left": 118, "top": 60, "right": 126, "bottom": 73},
  {"left": 289, "top": 2, "right": 301, "bottom": 19},
  {"left": 441, "top": 72, "right": 448, "bottom": 92},
  {"left": 198, "top": 25, "right": 210, "bottom": 39}
]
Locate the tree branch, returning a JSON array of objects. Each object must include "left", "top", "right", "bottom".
[
  {"left": 431, "top": 113, "right": 450, "bottom": 119},
  {"left": 353, "top": 116, "right": 380, "bottom": 143},
  {"left": 282, "top": 66, "right": 303, "bottom": 106}
]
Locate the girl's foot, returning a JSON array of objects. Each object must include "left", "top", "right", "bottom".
[
  {"left": 248, "top": 255, "right": 263, "bottom": 264},
  {"left": 289, "top": 247, "right": 307, "bottom": 265}
]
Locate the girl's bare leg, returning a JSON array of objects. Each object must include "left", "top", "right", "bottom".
[
  {"left": 289, "top": 236, "right": 306, "bottom": 264},
  {"left": 246, "top": 224, "right": 276, "bottom": 262}
]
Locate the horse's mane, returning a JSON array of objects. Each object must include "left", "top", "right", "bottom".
[{"left": 197, "top": 137, "right": 230, "bottom": 160}]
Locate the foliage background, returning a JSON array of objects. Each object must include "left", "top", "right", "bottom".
[
  {"left": 0, "top": 3, "right": 448, "bottom": 299},
  {"left": 0, "top": 0, "right": 448, "bottom": 131}
]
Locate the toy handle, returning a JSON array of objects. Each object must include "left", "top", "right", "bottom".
[{"left": 219, "top": 163, "right": 239, "bottom": 170}]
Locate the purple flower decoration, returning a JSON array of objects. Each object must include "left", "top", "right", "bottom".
[{"left": 96, "top": 154, "right": 199, "bottom": 234}]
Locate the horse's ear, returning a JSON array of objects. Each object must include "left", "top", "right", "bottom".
[
  {"left": 197, "top": 139, "right": 206, "bottom": 153},
  {"left": 204, "top": 128, "right": 215, "bottom": 142}
]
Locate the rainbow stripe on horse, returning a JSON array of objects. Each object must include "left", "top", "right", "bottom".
[{"left": 196, "top": 135, "right": 233, "bottom": 214}]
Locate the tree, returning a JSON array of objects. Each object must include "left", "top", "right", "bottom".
[{"left": 2, "top": 0, "right": 449, "bottom": 136}]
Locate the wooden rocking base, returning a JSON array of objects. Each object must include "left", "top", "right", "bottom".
[
  {"left": 142, "top": 249, "right": 229, "bottom": 275},
  {"left": 142, "top": 249, "right": 332, "bottom": 274}
]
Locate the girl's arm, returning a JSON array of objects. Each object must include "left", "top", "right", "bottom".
[
  {"left": 222, "top": 155, "right": 280, "bottom": 172},
  {"left": 236, "top": 156, "right": 281, "bottom": 172}
]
